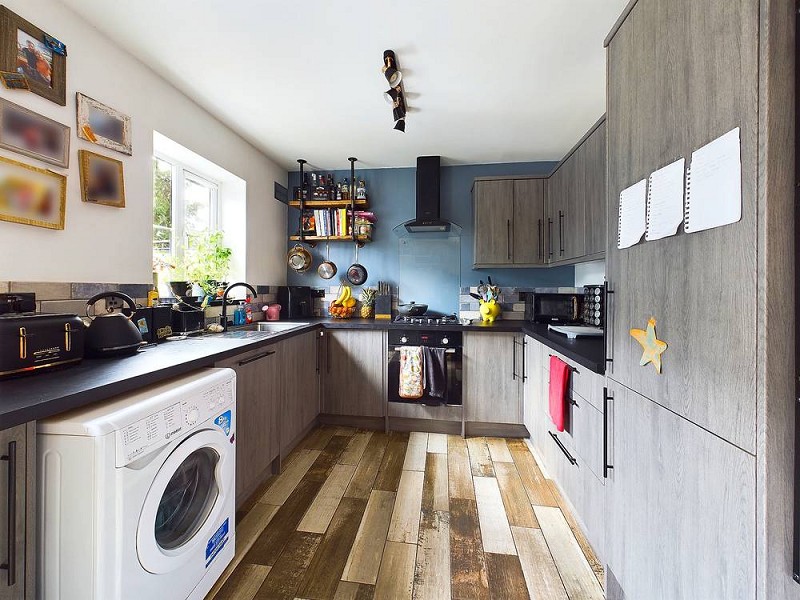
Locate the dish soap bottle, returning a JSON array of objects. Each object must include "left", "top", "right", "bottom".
[{"left": 245, "top": 298, "right": 253, "bottom": 324}]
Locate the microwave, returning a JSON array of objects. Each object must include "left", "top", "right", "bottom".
[{"left": 525, "top": 293, "right": 581, "bottom": 324}]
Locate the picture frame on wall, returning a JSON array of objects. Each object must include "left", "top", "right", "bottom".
[
  {"left": 79, "top": 149, "right": 125, "bottom": 208},
  {"left": 0, "top": 97, "right": 69, "bottom": 168},
  {"left": 76, "top": 93, "right": 132, "bottom": 155},
  {"left": 0, "top": 154, "right": 66, "bottom": 230},
  {"left": 0, "top": 6, "right": 67, "bottom": 106}
]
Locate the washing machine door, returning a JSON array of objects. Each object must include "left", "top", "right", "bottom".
[{"left": 136, "top": 427, "right": 233, "bottom": 574}]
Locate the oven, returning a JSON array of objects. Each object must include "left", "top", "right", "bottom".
[{"left": 387, "top": 330, "right": 462, "bottom": 406}]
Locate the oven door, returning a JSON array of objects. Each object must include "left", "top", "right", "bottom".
[{"left": 387, "top": 346, "right": 462, "bottom": 406}]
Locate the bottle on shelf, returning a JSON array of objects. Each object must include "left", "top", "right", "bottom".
[
  {"left": 342, "top": 178, "right": 350, "bottom": 201},
  {"left": 356, "top": 179, "right": 367, "bottom": 200}
]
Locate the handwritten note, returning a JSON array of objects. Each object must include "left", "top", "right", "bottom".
[
  {"left": 617, "top": 179, "right": 647, "bottom": 249},
  {"left": 646, "top": 158, "right": 685, "bottom": 241}
]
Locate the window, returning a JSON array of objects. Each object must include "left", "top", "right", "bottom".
[{"left": 152, "top": 156, "right": 220, "bottom": 266}]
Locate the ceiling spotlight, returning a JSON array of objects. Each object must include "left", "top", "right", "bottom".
[
  {"left": 383, "top": 86, "right": 401, "bottom": 105},
  {"left": 382, "top": 50, "right": 402, "bottom": 86},
  {"left": 394, "top": 118, "right": 405, "bottom": 132}
]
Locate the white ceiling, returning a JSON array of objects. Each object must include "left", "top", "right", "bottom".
[{"left": 60, "top": 0, "right": 627, "bottom": 170}]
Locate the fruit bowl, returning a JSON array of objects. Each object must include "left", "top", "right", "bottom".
[{"left": 329, "top": 304, "right": 356, "bottom": 319}]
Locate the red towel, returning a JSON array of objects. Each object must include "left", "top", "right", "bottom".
[{"left": 549, "top": 356, "right": 570, "bottom": 432}]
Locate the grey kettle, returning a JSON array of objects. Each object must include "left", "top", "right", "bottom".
[{"left": 84, "top": 292, "right": 144, "bottom": 357}]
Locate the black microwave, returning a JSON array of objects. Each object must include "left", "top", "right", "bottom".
[{"left": 525, "top": 293, "right": 581, "bottom": 324}]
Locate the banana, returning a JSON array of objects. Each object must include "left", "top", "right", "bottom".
[{"left": 335, "top": 285, "right": 351, "bottom": 305}]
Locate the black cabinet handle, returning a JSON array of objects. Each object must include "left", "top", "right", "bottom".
[
  {"left": 547, "top": 218, "right": 553, "bottom": 257},
  {"left": 315, "top": 333, "right": 321, "bottom": 374},
  {"left": 604, "top": 284, "right": 614, "bottom": 368},
  {"left": 521, "top": 337, "right": 527, "bottom": 382},
  {"left": 327, "top": 334, "right": 331, "bottom": 374},
  {"left": 549, "top": 431, "right": 577, "bottom": 465},
  {"left": 507, "top": 219, "right": 512, "bottom": 260},
  {"left": 548, "top": 354, "right": 579, "bottom": 375},
  {"left": 558, "top": 210, "right": 565, "bottom": 255},
  {"left": 512, "top": 335, "right": 517, "bottom": 381},
  {"left": 604, "top": 387, "right": 614, "bottom": 478},
  {"left": 238, "top": 350, "right": 275, "bottom": 366},
  {"left": 537, "top": 219, "right": 542, "bottom": 260},
  {"left": 0, "top": 441, "right": 17, "bottom": 586}
]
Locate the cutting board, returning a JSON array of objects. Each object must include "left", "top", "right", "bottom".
[{"left": 548, "top": 325, "right": 604, "bottom": 339}]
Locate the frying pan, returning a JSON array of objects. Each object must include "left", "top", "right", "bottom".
[
  {"left": 397, "top": 302, "right": 428, "bottom": 316},
  {"left": 347, "top": 244, "right": 368, "bottom": 285},
  {"left": 317, "top": 241, "right": 337, "bottom": 279},
  {"left": 288, "top": 244, "right": 312, "bottom": 273}
]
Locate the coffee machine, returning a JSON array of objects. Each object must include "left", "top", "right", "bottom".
[{"left": 277, "top": 286, "right": 313, "bottom": 320}]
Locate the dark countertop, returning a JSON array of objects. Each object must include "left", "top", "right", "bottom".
[{"left": 0, "top": 318, "right": 604, "bottom": 430}]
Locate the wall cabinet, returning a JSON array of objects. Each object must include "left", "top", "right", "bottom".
[
  {"left": 321, "top": 330, "right": 385, "bottom": 417},
  {"left": 604, "top": 380, "right": 755, "bottom": 599},
  {"left": 473, "top": 178, "right": 546, "bottom": 267},
  {"left": 463, "top": 332, "right": 523, "bottom": 424},
  {"left": 216, "top": 344, "right": 281, "bottom": 506},
  {"left": 0, "top": 423, "right": 34, "bottom": 600},
  {"left": 280, "top": 331, "right": 321, "bottom": 456}
]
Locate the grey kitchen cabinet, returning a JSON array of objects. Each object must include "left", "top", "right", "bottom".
[
  {"left": 583, "top": 121, "right": 606, "bottom": 256},
  {"left": 321, "top": 329, "right": 384, "bottom": 417},
  {"left": 556, "top": 143, "right": 586, "bottom": 261},
  {"left": 473, "top": 177, "right": 547, "bottom": 267},
  {"left": 216, "top": 344, "right": 281, "bottom": 507},
  {"left": 604, "top": 0, "right": 758, "bottom": 452},
  {"left": 604, "top": 380, "right": 755, "bottom": 600},
  {"left": 473, "top": 179, "right": 514, "bottom": 266},
  {"left": 463, "top": 332, "right": 523, "bottom": 424},
  {"left": 0, "top": 423, "right": 34, "bottom": 600},
  {"left": 280, "top": 331, "right": 321, "bottom": 457}
]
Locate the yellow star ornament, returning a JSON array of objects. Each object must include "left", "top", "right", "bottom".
[{"left": 630, "top": 317, "right": 668, "bottom": 374}]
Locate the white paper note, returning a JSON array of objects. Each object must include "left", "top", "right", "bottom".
[
  {"left": 646, "top": 158, "right": 685, "bottom": 241},
  {"left": 684, "top": 127, "right": 742, "bottom": 233},
  {"left": 617, "top": 179, "right": 647, "bottom": 249}
]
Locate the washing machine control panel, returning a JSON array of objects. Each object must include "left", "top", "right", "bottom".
[{"left": 115, "top": 376, "right": 235, "bottom": 467}]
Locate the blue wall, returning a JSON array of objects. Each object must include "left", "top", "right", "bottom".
[{"left": 286, "top": 162, "right": 575, "bottom": 302}]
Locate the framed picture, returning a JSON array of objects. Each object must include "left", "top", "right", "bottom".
[
  {"left": 76, "top": 93, "right": 132, "bottom": 155},
  {"left": 79, "top": 150, "right": 125, "bottom": 208},
  {"left": 0, "top": 155, "right": 66, "bottom": 230},
  {"left": 0, "top": 70, "right": 28, "bottom": 90},
  {"left": 0, "top": 7, "right": 66, "bottom": 105},
  {"left": 0, "top": 98, "right": 69, "bottom": 167}
]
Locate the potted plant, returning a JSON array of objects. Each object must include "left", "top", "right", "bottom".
[{"left": 185, "top": 231, "right": 233, "bottom": 298}]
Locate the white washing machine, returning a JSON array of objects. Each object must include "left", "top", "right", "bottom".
[{"left": 37, "top": 368, "right": 236, "bottom": 600}]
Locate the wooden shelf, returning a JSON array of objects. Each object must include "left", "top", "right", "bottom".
[
  {"left": 289, "top": 234, "right": 371, "bottom": 248},
  {"left": 289, "top": 199, "right": 369, "bottom": 209}
]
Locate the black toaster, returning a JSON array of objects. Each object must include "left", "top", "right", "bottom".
[{"left": 0, "top": 312, "right": 85, "bottom": 378}]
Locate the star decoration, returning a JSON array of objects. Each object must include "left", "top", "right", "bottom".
[{"left": 630, "top": 317, "right": 668, "bottom": 374}]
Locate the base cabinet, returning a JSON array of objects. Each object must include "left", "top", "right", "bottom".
[
  {"left": 0, "top": 423, "right": 34, "bottom": 600},
  {"left": 321, "top": 330, "right": 385, "bottom": 418},
  {"left": 280, "top": 331, "right": 321, "bottom": 455},
  {"left": 464, "top": 332, "right": 523, "bottom": 425},
  {"left": 604, "top": 380, "right": 755, "bottom": 600},
  {"left": 216, "top": 344, "right": 281, "bottom": 507}
]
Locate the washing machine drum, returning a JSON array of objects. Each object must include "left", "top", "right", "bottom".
[{"left": 137, "top": 429, "right": 232, "bottom": 574}]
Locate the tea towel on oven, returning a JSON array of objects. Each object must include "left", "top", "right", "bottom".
[{"left": 399, "top": 346, "right": 424, "bottom": 399}]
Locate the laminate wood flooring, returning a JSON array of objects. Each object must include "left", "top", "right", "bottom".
[{"left": 207, "top": 426, "right": 603, "bottom": 600}]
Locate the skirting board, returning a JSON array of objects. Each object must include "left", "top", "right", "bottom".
[
  {"left": 389, "top": 417, "right": 462, "bottom": 435},
  {"left": 465, "top": 422, "right": 530, "bottom": 438},
  {"left": 318, "top": 413, "right": 385, "bottom": 430}
]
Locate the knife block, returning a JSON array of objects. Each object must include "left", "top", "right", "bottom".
[{"left": 374, "top": 295, "right": 392, "bottom": 320}]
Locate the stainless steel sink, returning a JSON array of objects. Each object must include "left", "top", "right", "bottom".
[{"left": 256, "top": 321, "right": 310, "bottom": 333}]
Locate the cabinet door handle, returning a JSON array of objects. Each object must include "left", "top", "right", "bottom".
[
  {"left": 507, "top": 219, "right": 512, "bottom": 260},
  {"left": 327, "top": 334, "right": 331, "bottom": 374},
  {"left": 537, "top": 219, "right": 542, "bottom": 260},
  {"left": 547, "top": 218, "right": 553, "bottom": 258},
  {"left": 603, "top": 387, "right": 614, "bottom": 478},
  {"left": 238, "top": 350, "right": 275, "bottom": 366},
  {"left": 0, "top": 441, "right": 17, "bottom": 586},
  {"left": 512, "top": 336, "right": 517, "bottom": 381},
  {"left": 605, "top": 284, "right": 614, "bottom": 371},
  {"left": 315, "top": 333, "right": 321, "bottom": 374},
  {"left": 558, "top": 210, "right": 565, "bottom": 255},
  {"left": 520, "top": 337, "right": 527, "bottom": 381},
  {"left": 549, "top": 431, "right": 577, "bottom": 465}
]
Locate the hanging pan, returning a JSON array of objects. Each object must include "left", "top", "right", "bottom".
[
  {"left": 288, "top": 244, "right": 312, "bottom": 273},
  {"left": 346, "top": 243, "right": 368, "bottom": 286},
  {"left": 317, "top": 240, "right": 337, "bottom": 279}
]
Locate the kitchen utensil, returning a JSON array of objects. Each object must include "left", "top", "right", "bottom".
[
  {"left": 397, "top": 302, "right": 428, "bottom": 316},
  {"left": 347, "top": 244, "right": 368, "bottom": 286},
  {"left": 469, "top": 292, "right": 482, "bottom": 301},
  {"left": 84, "top": 292, "right": 144, "bottom": 357},
  {"left": 317, "top": 241, "right": 337, "bottom": 279},
  {"left": 288, "top": 244, "right": 313, "bottom": 273}
]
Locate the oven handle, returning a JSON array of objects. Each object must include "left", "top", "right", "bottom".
[{"left": 391, "top": 347, "right": 457, "bottom": 354}]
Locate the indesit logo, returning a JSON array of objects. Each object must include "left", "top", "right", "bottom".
[{"left": 214, "top": 411, "right": 232, "bottom": 436}]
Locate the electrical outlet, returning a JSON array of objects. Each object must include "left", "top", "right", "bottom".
[{"left": 104, "top": 296, "right": 125, "bottom": 312}]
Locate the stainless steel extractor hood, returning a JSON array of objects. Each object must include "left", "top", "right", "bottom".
[{"left": 399, "top": 156, "right": 458, "bottom": 234}]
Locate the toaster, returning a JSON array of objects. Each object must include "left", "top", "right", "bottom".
[{"left": 0, "top": 312, "right": 85, "bottom": 378}]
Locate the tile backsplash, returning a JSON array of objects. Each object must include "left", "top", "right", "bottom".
[{"left": 458, "top": 286, "right": 580, "bottom": 321}]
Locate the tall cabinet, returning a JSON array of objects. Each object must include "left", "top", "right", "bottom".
[{"left": 602, "top": 0, "right": 768, "bottom": 597}]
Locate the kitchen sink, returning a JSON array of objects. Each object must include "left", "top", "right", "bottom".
[{"left": 256, "top": 321, "right": 310, "bottom": 333}]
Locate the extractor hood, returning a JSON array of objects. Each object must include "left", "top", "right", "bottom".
[{"left": 399, "top": 156, "right": 458, "bottom": 234}]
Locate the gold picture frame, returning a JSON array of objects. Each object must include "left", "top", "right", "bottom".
[
  {"left": 78, "top": 149, "right": 125, "bottom": 208},
  {"left": 0, "top": 154, "right": 66, "bottom": 229}
]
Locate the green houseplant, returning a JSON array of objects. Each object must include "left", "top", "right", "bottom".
[{"left": 185, "top": 231, "right": 233, "bottom": 297}]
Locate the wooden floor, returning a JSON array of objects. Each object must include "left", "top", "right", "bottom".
[{"left": 206, "top": 427, "right": 604, "bottom": 600}]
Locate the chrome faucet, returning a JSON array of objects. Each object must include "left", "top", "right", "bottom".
[{"left": 220, "top": 282, "right": 258, "bottom": 331}]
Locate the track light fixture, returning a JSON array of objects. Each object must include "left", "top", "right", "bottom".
[{"left": 381, "top": 50, "right": 407, "bottom": 132}]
